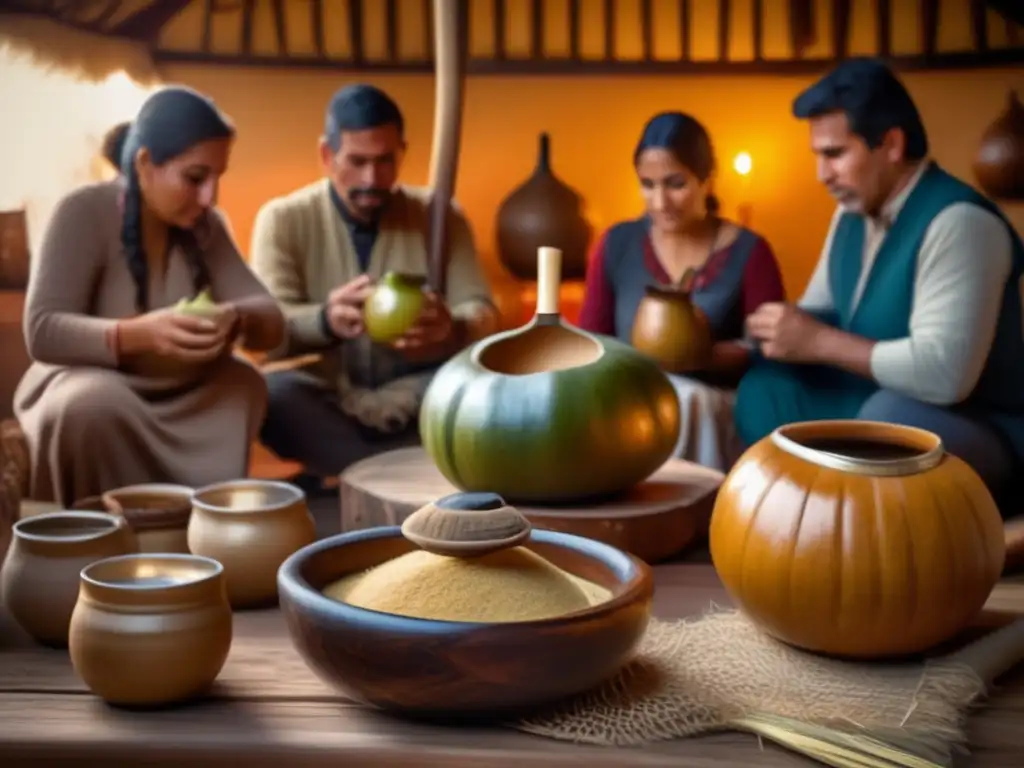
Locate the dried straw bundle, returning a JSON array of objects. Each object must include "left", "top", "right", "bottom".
[
  {"left": 735, "top": 714, "right": 956, "bottom": 767},
  {"left": 514, "top": 611, "right": 1024, "bottom": 768},
  {"left": 733, "top": 617, "right": 1024, "bottom": 767}
]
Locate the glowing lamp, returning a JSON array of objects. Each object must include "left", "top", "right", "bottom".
[{"left": 732, "top": 152, "right": 754, "bottom": 226}]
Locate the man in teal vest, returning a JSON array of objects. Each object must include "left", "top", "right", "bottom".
[{"left": 735, "top": 57, "right": 1024, "bottom": 507}]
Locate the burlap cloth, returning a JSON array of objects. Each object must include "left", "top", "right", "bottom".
[{"left": 511, "top": 608, "right": 1018, "bottom": 763}]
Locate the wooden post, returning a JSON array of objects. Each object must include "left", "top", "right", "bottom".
[{"left": 425, "top": 0, "right": 469, "bottom": 296}]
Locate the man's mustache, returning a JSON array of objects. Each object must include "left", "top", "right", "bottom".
[{"left": 351, "top": 187, "right": 390, "bottom": 199}]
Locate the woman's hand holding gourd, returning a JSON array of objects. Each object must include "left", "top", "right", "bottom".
[
  {"left": 117, "top": 308, "right": 232, "bottom": 363},
  {"left": 209, "top": 303, "right": 241, "bottom": 343}
]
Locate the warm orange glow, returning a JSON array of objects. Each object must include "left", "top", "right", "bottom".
[
  {"left": 733, "top": 152, "right": 753, "bottom": 177},
  {"left": 1, "top": 2, "right": 1020, "bottom": 312},
  {"left": 0, "top": 45, "right": 154, "bottom": 254}
]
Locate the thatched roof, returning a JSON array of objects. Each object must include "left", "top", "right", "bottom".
[
  {"left": 1, "top": 1, "right": 191, "bottom": 42},
  {"left": 0, "top": 13, "right": 159, "bottom": 84}
]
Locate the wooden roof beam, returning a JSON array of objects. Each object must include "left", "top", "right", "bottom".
[{"left": 109, "top": 0, "right": 192, "bottom": 41}]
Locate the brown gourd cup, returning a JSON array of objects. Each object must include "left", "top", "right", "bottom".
[
  {"left": 69, "top": 553, "right": 232, "bottom": 707},
  {"left": 0, "top": 511, "right": 137, "bottom": 647},
  {"left": 277, "top": 526, "right": 654, "bottom": 720},
  {"left": 630, "top": 274, "right": 714, "bottom": 374},
  {"left": 188, "top": 479, "right": 316, "bottom": 609}
]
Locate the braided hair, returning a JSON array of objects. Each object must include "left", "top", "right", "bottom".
[{"left": 114, "top": 87, "right": 235, "bottom": 313}]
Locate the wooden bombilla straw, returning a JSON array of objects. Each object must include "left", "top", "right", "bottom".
[
  {"left": 676, "top": 266, "right": 697, "bottom": 293},
  {"left": 425, "top": 0, "right": 469, "bottom": 297},
  {"left": 535, "top": 246, "right": 563, "bottom": 325}
]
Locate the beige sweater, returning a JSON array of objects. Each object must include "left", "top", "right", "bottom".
[{"left": 249, "top": 180, "right": 496, "bottom": 431}]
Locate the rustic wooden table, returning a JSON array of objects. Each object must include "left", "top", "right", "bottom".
[{"left": 2, "top": 564, "right": 1023, "bottom": 767}]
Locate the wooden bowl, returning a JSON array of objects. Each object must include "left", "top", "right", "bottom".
[{"left": 277, "top": 526, "right": 654, "bottom": 719}]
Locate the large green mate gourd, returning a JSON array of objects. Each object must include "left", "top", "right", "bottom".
[{"left": 418, "top": 246, "right": 682, "bottom": 504}]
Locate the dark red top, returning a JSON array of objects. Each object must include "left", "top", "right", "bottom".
[{"left": 577, "top": 225, "right": 786, "bottom": 338}]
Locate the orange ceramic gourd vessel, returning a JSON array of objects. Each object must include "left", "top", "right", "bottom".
[{"left": 709, "top": 420, "right": 1005, "bottom": 659}]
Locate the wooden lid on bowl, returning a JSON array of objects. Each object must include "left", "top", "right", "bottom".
[{"left": 400, "top": 492, "right": 531, "bottom": 558}]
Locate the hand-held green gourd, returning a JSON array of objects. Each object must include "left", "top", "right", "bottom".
[
  {"left": 174, "top": 289, "right": 219, "bottom": 317},
  {"left": 363, "top": 272, "right": 428, "bottom": 344}
]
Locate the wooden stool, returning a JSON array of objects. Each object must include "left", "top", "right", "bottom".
[{"left": 339, "top": 447, "right": 724, "bottom": 564}]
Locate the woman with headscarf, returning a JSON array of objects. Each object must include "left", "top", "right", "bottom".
[
  {"left": 578, "top": 111, "right": 786, "bottom": 472},
  {"left": 14, "top": 86, "right": 285, "bottom": 506}
]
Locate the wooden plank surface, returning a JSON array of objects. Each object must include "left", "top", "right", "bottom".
[{"left": 1, "top": 565, "right": 1023, "bottom": 767}]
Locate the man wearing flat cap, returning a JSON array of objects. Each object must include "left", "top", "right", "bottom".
[
  {"left": 736, "top": 57, "right": 1024, "bottom": 507},
  {"left": 250, "top": 84, "right": 498, "bottom": 492}
]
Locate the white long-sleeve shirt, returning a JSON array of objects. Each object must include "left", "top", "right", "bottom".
[{"left": 799, "top": 161, "right": 1014, "bottom": 406}]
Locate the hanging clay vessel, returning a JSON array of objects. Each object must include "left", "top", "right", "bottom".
[
  {"left": 630, "top": 269, "right": 713, "bottom": 373},
  {"left": 496, "top": 133, "right": 592, "bottom": 281},
  {"left": 973, "top": 90, "right": 1024, "bottom": 201}
]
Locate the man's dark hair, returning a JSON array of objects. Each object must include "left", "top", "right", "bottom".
[
  {"left": 324, "top": 84, "right": 404, "bottom": 151},
  {"left": 792, "top": 57, "right": 928, "bottom": 162}
]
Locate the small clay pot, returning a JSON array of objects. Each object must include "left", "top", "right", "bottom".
[
  {"left": 0, "top": 511, "right": 137, "bottom": 647},
  {"left": 188, "top": 479, "right": 316, "bottom": 609},
  {"left": 69, "top": 553, "right": 232, "bottom": 707},
  {"left": 630, "top": 282, "right": 713, "bottom": 373},
  {"left": 70, "top": 496, "right": 107, "bottom": 512},
  {"left": 101, "top": 483, "right": 194, "bottom": 554}
]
